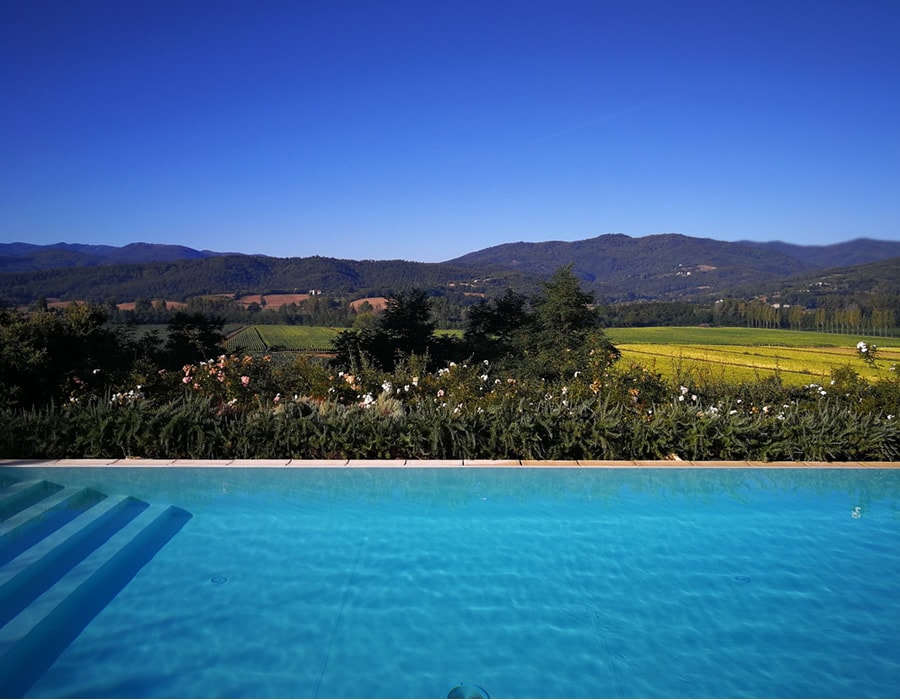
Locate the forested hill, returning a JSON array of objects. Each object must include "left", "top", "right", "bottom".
[
  {"left": 0, "top": 242, "right": 229, "bottom": 272},
  {"left": 444, "top": 233, "right": 900, "bottom": 301},
  {"left": 743, "top": 256, "right": 900, "bottom": 306},
  {"left": 0, "top": 254, "right": 533, "bottom": 305},
  {"left": 2, "top": 234, "right": 900, "bottom": 306},
  {"left": 449, "top": 233, "right": 900, "bottom": 272},
  {"left": 735, "top": 238, "right": 900, "bottom": 269}
]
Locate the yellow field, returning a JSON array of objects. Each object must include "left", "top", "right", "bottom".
[{"left": 609, "top": 328, "right": 900, "bottom": 385}]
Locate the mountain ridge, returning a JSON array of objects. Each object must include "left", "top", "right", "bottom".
[
  {"left": 1, "top": 234, "right": 898, "bottom": 306},
  {"left": 0, "top": 242, "right": 240, "bottom": 273}
]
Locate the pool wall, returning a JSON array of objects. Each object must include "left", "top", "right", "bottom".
[{"left": 3, "top": 458, "right": 900, "bottom": 468}]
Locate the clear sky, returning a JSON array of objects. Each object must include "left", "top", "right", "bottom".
[{"left": 2, "top": 0, "right": 898, "bottom": 262}]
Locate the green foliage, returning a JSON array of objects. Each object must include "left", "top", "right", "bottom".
[
  {"left": 330, "top": 289, "right": 464, "bottom": 372},
  {"left": 458, "top": 267, "right": 621, "bottom": 381},
  {"left": 2, "top": 299, "right": 898, "bottom": 462},
  {"left": 464, "top": 288, "right": 530, "bottom": 361},
  {"left": 0, "top": 304, "right": 135, "bottom": 408},
  {"left": 0, "top": 252, "right": 529, "bottom": 308},
  {"left": 3, "top": 352, "right": 898, "bottom": 461},
  {"left": 165, "top": 311, "right": 226, "bottom": 367}
]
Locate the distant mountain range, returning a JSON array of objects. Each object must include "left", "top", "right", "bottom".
[
  {"left": 1, "top": 234, "right": 899, "bottom": 306},
  {"left": 0, "top": 242, "right": 231, "bottom": 272}
]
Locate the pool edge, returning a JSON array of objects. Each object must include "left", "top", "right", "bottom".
[{"left": 1, "top": 459, "right": 899, "bottom": 468}]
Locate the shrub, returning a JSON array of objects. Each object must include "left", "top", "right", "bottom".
[{"left": 2, "top": 352, "right": 898, "bottom": 462}]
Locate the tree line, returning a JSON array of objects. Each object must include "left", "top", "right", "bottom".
[
  {"left": 330, "top": 266, "right": 619, "bottom": 378},
  {"left": 0, "top": 266, "right": 618, "bottom": 408}
]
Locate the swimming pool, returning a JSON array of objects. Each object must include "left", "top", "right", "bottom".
[{"left": 1, "top": 465, "right": 899, "bottom": 698}]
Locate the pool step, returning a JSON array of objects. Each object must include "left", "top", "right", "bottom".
[
  {"left": 0, "top": 479, "right": 65, "bottom": 523},
  {"left": 0, "top": 477, "right": 192, "bottom": 697},
  {"left": 0, "top": 486, "right": 109, "bottom": 566}
]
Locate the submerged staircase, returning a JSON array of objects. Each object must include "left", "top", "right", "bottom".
[{"left": 0, "top": 475, "right": 192, "bottom": 697}]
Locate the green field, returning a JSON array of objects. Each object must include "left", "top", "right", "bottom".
[
  {"left": 224, "top": 325, "right": 343, "bottom": 353},
  {"left": 223, "top": 325, "right": 461, "bottom": 353},
  {"left": 605, "top": 326, "right": 900, "bottom": 347},
  {"left": 606, "top": 327, "right": 900, "bottom": 385},
  {"left": 220, "top": 324, "right": 900, "bottom": 384}
]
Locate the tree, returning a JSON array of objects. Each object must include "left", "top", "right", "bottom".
[
  {"left": 379, "top": 290, "right": 435, "bottom": 357},
  {"left": 531, "top": 265, "right": 597, "bottom": 346},
  {"left": 461, "top": 266, "right": 619, "bottom": 378},
  {"left": 164, "top": 312, "right": 225, "bottom": 367},
  {"left": 0, "top": 303, "right": 130, "bottom": 407},
  {"left": 330, "top": 289, "right": 462, "bottom": 371},
  {"left": 524, "top": 265, "right": 618, "bottom": 378},
  {"left": 464, "top": 288, "right": 529, "bottom": 361}
]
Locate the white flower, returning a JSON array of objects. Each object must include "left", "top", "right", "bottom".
[{"left": 381, "top": 381, "right": 392, "bottom": 394}]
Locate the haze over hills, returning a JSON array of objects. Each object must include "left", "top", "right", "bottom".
[
  {"left": 1, "top": 234, "right": 899, "bottom": 306},
  {"left": 734, "top": 238, "right": 900, "bottom": 269},
  {"left": 0, "top": 242, "right": 234, "bottom": 272}
]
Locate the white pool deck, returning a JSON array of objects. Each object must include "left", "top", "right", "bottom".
[{"left": 2, "top": 458, "right": 899, "bottom": 468}]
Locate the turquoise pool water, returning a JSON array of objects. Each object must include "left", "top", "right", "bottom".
[{"left": 1, "top": 466, "right": 899, "bottom": 698}]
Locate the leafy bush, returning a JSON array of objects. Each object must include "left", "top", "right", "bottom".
[
  {"left": 2, "top": 359, "right": 898, "bottom": 461},
  {"left": 3, "top": 298, "right": 898, "bottom": 461}
]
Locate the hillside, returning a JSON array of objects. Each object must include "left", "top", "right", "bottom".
[
  {"left": 0, "top": 242, "right": 231, "bottom": 272},
  {"left": 446, "top": 233, "right": 809, "bottom": 301},
  {"left": 735, "top": 238, "right": 900, "bottom": 269},
  {"left": 0, "top": 254, "right": 534, "bottom": 306},
  {"left": 1, "top": 234, "right": 899, "bottom": 307},
  {"left": 751, "top": 256, "right": 900, "bottom": 305}
]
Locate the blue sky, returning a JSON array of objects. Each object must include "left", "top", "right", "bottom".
[{"left": 2, "top": 0, "right": 898, "bottom": 262}]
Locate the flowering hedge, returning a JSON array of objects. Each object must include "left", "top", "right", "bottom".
[{"left": 1, "top": 352, "right": 898, "bottom": 461}]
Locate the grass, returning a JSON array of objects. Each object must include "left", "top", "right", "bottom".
[
  {"left": 220, "top": 324, "right": 900, "bottom": 385},
  {"left": 606, "top": 327, "right": 900, "bottom": 385},
  {"left": 605, "top": 326, "right": 900, "bottom": 347},
  {"left": 224, "top": 325, "right": 342, "bottom": 352},
  {"left": 223, "top": 325, "right": 461, "bottom": 353}
]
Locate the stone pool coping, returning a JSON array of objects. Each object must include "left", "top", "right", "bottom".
[{"left": 2, "top": 458, "right": 900, "bottom": 468}]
